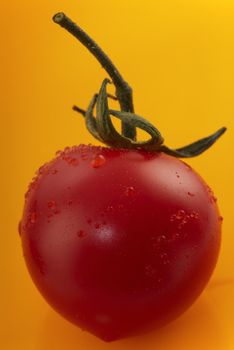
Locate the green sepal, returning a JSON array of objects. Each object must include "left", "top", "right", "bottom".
[
  {"left": 85, "top": 94, "right": 103, "bottom": 142},
  {"left": 109, "top": 110, "right": 164, "bottom": 148},
  {"left": 160, "top": 127, "right": 226, "bottom": 158}
]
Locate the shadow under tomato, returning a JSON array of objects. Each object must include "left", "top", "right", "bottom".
[{"left": 36, "top": 293, "right": 226, "bottom": 350}]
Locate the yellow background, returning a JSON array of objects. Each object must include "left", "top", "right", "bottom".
[{"left": 1, "top": 0, "right": 234, "bottom": 349}]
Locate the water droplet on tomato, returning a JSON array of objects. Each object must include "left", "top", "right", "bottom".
[
  {"left": 171, "top": 210, "right": 192, "bottom": 229},
  {"left": 106, "top": 205, "right": 114, "bottom": 213},
  {"left": 69, "top": 158, "right": 79, "bottom": 166},
  {"left": 77, "top": 230, "right": 86, "bottom": 238},
  {"left": 30, "top": 212, "right": 37, "bottom": 224},
  {"left": 207, "top": 186, "right": 217, "bottom": 203},
  {"left": 81, "top": 153, "right": 89, "bottom": 160},
  {"left": 51, "top": 169, "right": 58, "bottom": 174},
  {"left": 176, "top": 210, "right": 185, "bottom": 219},
  {"left": 145, "top": 265, "right": 156, "bottom": 277},
  {"left": 48, "top": 201, "right": 56, "bottom": 209},
  {"left": 190, "top": 211, "right": 199, "bottom": 219},
  {"left": 172, "top": 233, "right": 180, "bottom": 240},
  {"left": 170, "top": 215, "right": 175, "bottom": 222},
  {"left": 163, "top": 259, "right": 170, "bottom": 265},
  {"left": 31, "top": 179, "right": 38, "bottom": 189},
  {"left": 157, "top": 235, "right": 166, "bottom": 243},
  {"left": 188, "top": 192, "right": 195, "bottom": 197},
  {"left": 38, "top": 163, "right": 49, "bottom": 175},
  {"left": 160, "top": 252, "right": 170, "bottom": 265},
  {"left": 124, "top": 186, "right": 135, "bottom": 197},
  {"left": 91, "top": 154, "right": 106, "bottom": 168},
  {"left": 62, "top": 155, "right": 71, "bottom": 162},
  {"left": 26, "top": 178, "right": 38, "bottom": 199}
]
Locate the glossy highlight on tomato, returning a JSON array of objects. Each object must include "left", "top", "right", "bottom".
[{"left": 20, "top": 145, "right": 222, "bottom": 341}]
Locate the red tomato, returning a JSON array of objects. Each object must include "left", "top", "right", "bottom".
[{"left": 20, "top": 145, "right": 222, "bottom": 341}]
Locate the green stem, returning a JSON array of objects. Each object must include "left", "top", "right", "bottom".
[{"left": 53, "top": 12, "right": 136, "bottom": 140}]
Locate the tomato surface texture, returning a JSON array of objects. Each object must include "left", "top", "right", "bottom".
[{"left": 20, "top": 145, "right": 222, "bottom": 341}]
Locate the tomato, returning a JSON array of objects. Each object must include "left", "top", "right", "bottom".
[
  {"left": 20, "top": 145, "right": 222, "bottom": 341},
  {"left": 19, "top": 11, "right": 225, "bottom": 342}
]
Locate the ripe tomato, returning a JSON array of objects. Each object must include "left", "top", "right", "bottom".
[{"left": 20, "top": 145, "right": 222, "bottom": 341}]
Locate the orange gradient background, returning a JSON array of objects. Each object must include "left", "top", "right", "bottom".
[{"left": 1, "top": 1, "right": 234, "bottom": 349}]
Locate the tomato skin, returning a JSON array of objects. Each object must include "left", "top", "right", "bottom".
[{"left": 20, "top": 145, "right": 221, "bottom": 341}]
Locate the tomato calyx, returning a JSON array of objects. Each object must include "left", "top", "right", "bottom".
[
  {"left": 74, "top": 79, "right": 164, "bottom": 151},
  {"left": 73, "top": 79, "right": 226, "bottom": 156},
  {"left": 53, "top": 12, "right": 226, "bottom": 158}
]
